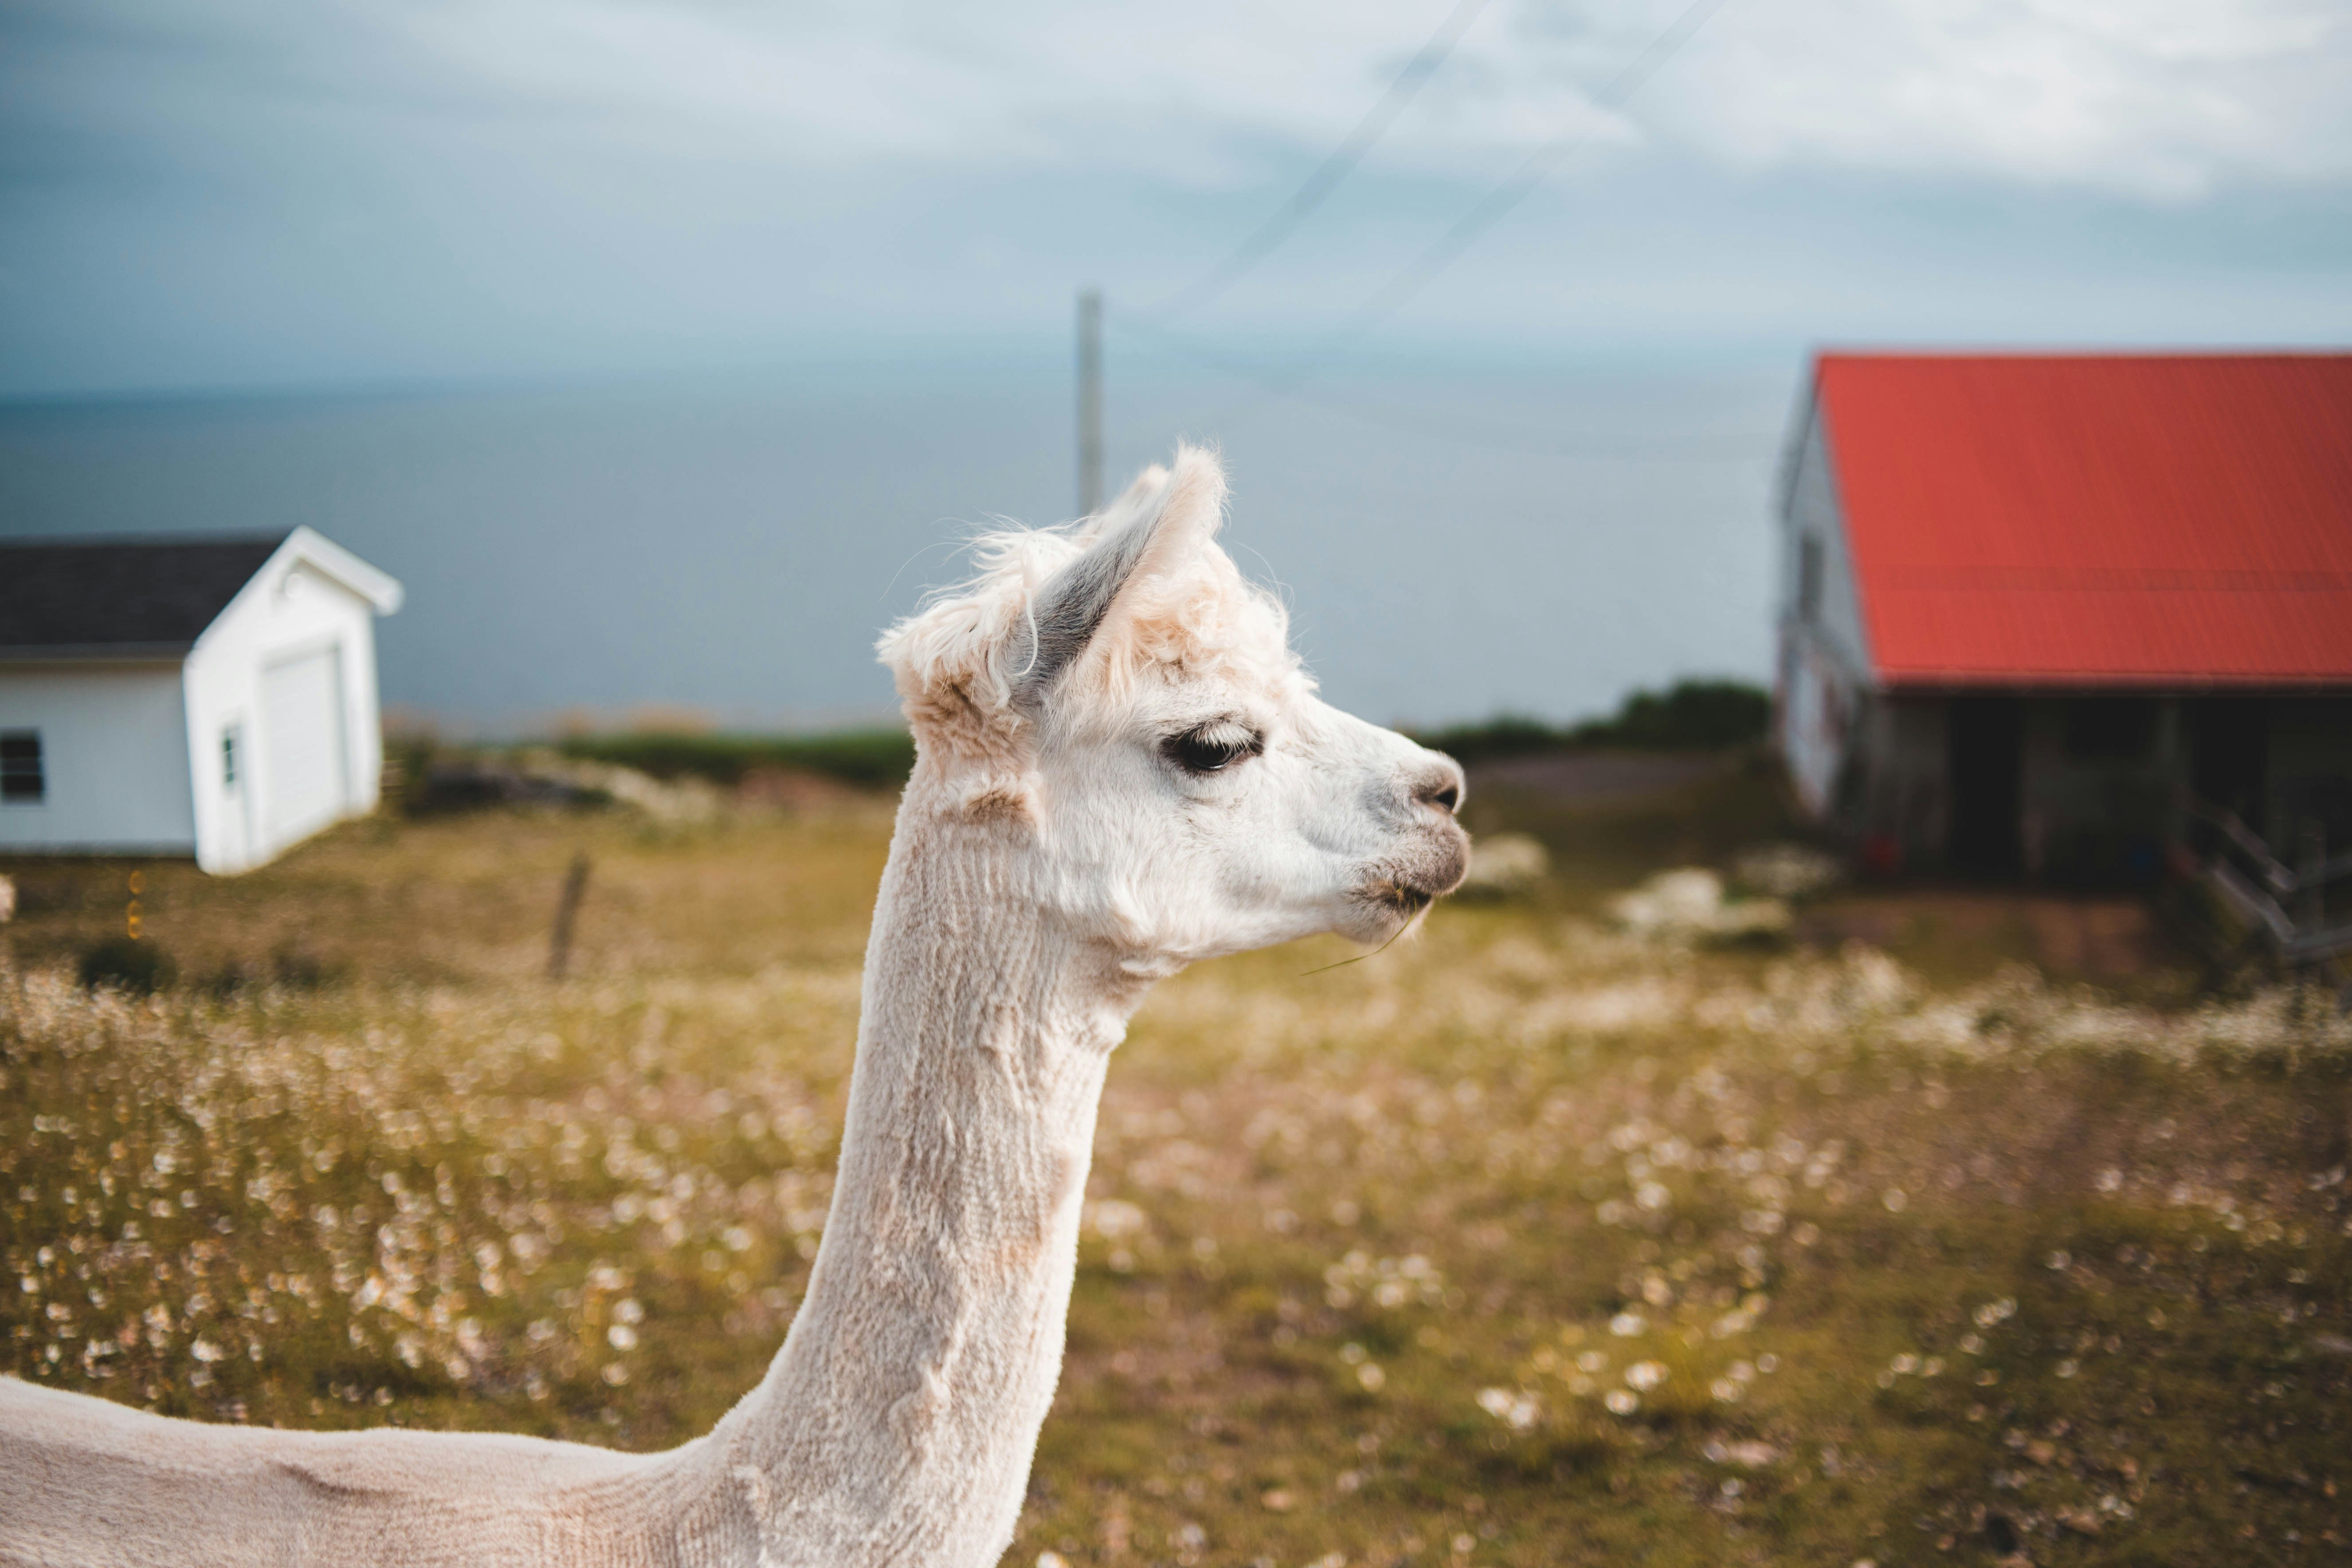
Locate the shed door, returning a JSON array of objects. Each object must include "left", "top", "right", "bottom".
[{"left": 263, "top": 645, "right": 348, "bottom": 844}]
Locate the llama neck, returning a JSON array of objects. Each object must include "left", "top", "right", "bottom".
[{"left": 710, "top": 803, "right": 1144, "bottom": 1567}]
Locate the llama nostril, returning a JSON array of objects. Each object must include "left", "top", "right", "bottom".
[{"left": 1413, "top": 763, "right": 1465, "bottom": 815}]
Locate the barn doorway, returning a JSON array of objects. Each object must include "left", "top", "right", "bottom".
[
  {"left": 1947, "top": 695, "right": 2023, "bottom": 874},
  {"left": 263, "top": 643, "right": 349, "bottom": 845},
  {"left": 2187, "top": 698, "right": 2267, "bottom": 838}
]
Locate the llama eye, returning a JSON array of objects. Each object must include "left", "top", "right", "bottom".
[{"left": 1163, "top": 725, "right": 1262, "bottom": 775}]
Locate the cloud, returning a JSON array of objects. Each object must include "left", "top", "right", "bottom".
[
  {"left": 12, "top": 0, "right": 2348, "bottom": 202},
  {"left": 1642, "top": 0, "right": 2352, "bottom": 197},
  {"left": 3, "top": 0, "right": 2346, "bottom": 395},
  {"left": 365, "top": 0, "right": 2352, "bottom": 198}
]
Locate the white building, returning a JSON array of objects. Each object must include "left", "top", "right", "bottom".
[{"left": 0, "top": 528, "right": 403, "bottom": 874}]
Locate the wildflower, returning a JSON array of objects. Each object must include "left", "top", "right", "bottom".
[
  {"left": 1086, "top": 1200, "right": 1146, "bottom": 1241},
  {"left": 1604, "top": 1390, "right": 1639, "bottom": 1415},
  {"left": 1475, "top": 1388, "right": 1540, "bottom": 1431},
  {"left": 1624, "top": 1360, "right": 1666, "bottom": 1392},
  {"left": 1356, "top": 1363, "right": 1386, "bottom": 1392},
  {"left": 1704, "top": 1439, "right": 1778, "bottom": 1467},
  {"left": 1609, "top": 1312, "right": 1645, "bottom": 1337}
]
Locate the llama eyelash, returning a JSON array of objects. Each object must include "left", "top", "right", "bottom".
[{"left": 1161, "top": 719, "right": 1265, "bottom": 775}]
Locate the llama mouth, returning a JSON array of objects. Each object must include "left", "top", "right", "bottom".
[
  {"left": 1380, "top": 882, "right": 1435, "bottom": 914},
  {"left": 1355, "top": 877, "right": 1439, "bottom": 924}
]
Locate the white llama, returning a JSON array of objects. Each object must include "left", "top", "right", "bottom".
[{"left": 0, "top": 446, "right": 1469, "bottom": 1568}]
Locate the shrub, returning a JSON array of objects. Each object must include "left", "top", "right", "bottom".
[
  {"left": 555, "top": 729, "right": 916, "bottom": 791},
  {"left": 1415, "top": 679, "right": 1770, "bottom": 763},
  {"left": 77, "top": 936, "right": 176, "bottom": 995}
]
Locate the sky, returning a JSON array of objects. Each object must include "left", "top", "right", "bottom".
[{"left": 4, "top": 0, "right": 2349, "bottom": 399}]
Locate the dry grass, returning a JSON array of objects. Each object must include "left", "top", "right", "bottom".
[{"left": 4, "top": 793, "right": 2350, "bottom": 1567}]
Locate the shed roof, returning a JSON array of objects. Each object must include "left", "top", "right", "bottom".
[
  {"left": 0, "top": 535, "right": 290, "bottom": 659},
  {"left": 1813, "top": 352, "right": 2352, "bottom": 688},
  {"left": 0, "top": 528, "right": 401, "bottom": 661}
]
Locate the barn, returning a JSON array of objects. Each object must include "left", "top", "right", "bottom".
[
  {"left": 0, "top": 529, "right": 403, "bottom": 874},
  {"left": 1774, "top": 351, "right": 2352, "bottom": 884}
]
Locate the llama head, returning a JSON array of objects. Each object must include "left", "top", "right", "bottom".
[{"left": 879, "top": 444, "right": 1467, "bottom": 965}]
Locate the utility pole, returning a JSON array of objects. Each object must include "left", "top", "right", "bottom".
[{"left": 1076, "top": 288, "right": 1103, "bottom": 517}]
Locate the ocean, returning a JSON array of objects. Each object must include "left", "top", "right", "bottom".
[{"left": 0, "top": 353, "right": 1798, "bottom": 735}]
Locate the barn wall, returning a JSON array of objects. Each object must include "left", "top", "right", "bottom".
[
  {"left": 2266, "top": 696, "right": 2352, "bottom": 858},
  {"left": 1778, "top": 634, "right": 1854, "bottom": 820},
  {"left": 1780, "top": 405, "right": 1872, "bottom": 679},
  {"left": 0, "top": 664, "right": 196, "bottom": 854},
  {"left": 185, "top": 557, "right": 384, "bottom": 874},
  {"left": 2017, "top": 697, "right": 2181, "bottom": 882},
  {"left": 1775, "top": 394, "right": 1874, "bottom": 823},
  {"left": 1857, "top": 695, "right": 1949, "bottom": 869}
]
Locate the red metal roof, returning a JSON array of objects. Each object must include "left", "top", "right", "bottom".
[{"left": 1815, "top": 352, "right": 2352, "bottom": 687}]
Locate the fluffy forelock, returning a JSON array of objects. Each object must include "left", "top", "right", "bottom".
[{"left": 877, "top": 511, "right": 1303, "bottom": 741}]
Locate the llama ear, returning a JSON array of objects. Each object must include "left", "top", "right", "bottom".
[
  {"left": 1079, "top": 462, "right": 1170, "bottom": 540},
  {"left": 1010, "top": 446, "right": 1224, "bottom": 706}
]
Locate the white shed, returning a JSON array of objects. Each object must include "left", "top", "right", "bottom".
[{"left": 0, "top": 528, "right": 403, "bottom": 874}]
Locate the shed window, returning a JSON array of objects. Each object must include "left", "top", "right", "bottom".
[
  {"left": 1797, "top": 535, "right": 1824, "bottom": 622},
  {"left": 0, "top": 730, "right": 43, "bottom": 803},
  {"left": 222, "top": 725, "right": 242, "bottom": 789}
]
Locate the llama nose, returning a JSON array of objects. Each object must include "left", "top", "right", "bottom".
[{"left": 1413, "top": 757, "right": 1466, "bottom": 815}]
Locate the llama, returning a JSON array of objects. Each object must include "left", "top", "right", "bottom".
[{"left": 0, "top": 445, "right": 1470, "bottom": 1567}]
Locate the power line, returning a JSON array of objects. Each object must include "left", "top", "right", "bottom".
[
  {"left": 1147, "top": 0, "right": 1497, "bottom": 322},
  {"left": 1103, "top": 0, "right": 1746, "bottom": 458},
  {"left": 1136, "top": 0, "right": 1741, "bottom": 403},
  {"left": 1332, "top": 0, "right": 1738, "bottom": 342},
  {"left": 1113, "top": 312, "right": 1774, "bottom": 462}
]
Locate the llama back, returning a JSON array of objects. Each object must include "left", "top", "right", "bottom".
[{"left": 0, "top": 1375, "right": 732, "bottom": 1567}]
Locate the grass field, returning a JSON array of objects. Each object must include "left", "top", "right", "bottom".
[{"left": 4, "top": 772, "right": 2350, "bottom": 1567}]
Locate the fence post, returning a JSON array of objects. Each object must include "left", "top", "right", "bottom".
[{"left": 549, "top": 851, "right": 592, "bottom": 981}]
